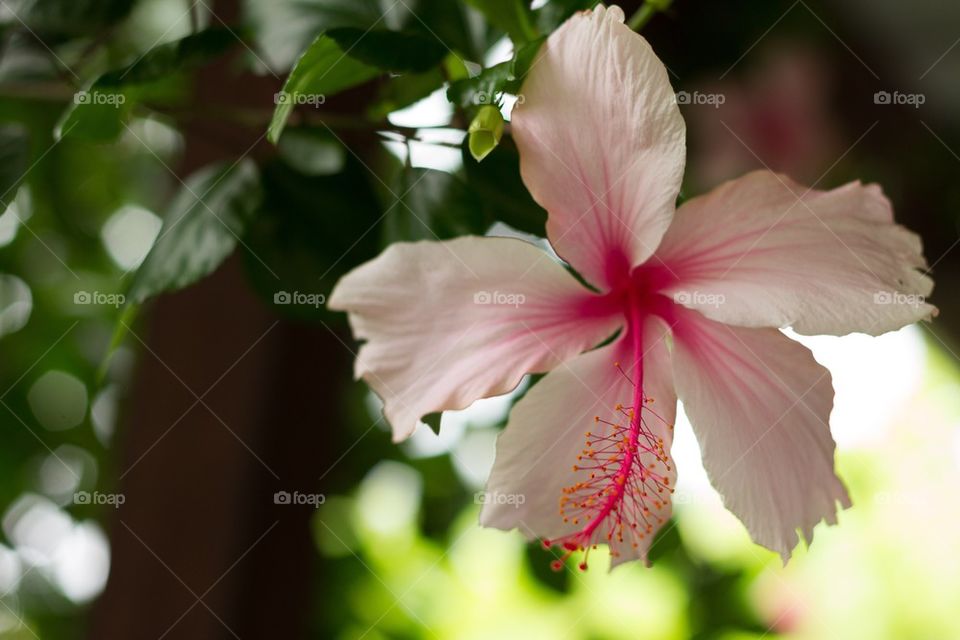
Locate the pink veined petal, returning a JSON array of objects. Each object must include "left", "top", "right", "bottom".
[
  {"left": 654, "top": 170, "right": 936, "bottom": 336},
  {"left": 328, "top": 236, "right": 620, "bottom": 442},
  {"left": 481, "top": 315, "right": 677, "bottom": 570},
  {"left": 512, "top": 4, "right": 686, "bottom": 290},
  {"left": 670, "top": 307, "right": 850, "bottom": 562}
]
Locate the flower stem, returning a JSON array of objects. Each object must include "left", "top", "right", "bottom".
[{"left": 627, "top": 0, "right": 674, "bottom": 32}]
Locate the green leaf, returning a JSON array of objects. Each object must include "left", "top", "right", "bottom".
[
  {"left": 467, "top": 105, "right": 504, "bottom": 161},
  {"left": 512, "top": 36, "right": 546, "bottom": 81},
  {"left": 56, "top": 29, "right": 236, "bottom": 142},
  {"left": 446, "top": 38, "right": 542, "bottom": 110},
  {"left": 462, "top": 137, "right": 546, "bottom": 236},
  {"left": 99, "top": 302, "right": 139, "bottom": 383},
  {"left": 55, "top": 86, "right": 134, "bottom": 142},
  {"left": 646, "top": 517, "right": 682, "bottom": 563},
  {"left": 0, "top": 124, "right": 30, "bottom": 208},
  {"left": 446, "top": 61, "right": 513, "bottom": 109},
  {"left": 127, "top": 160, "right": 261, "bottom": 303},
  {"left": 277, "top": 129, "right": 346, "bottom": 176},
  {"left": 242, "top": 0, "right": 403, "bottom": 73},
  {"left": 243, "top": 156, "right": 383, "bottom": 320},
  {"left": 406, "top": 0, "right": 483, "bottom": 62},
  {"left": 267, "top": 34, "right": 380, "bottom": 144},
  {"left": 421, "top": 412, "right": 442, "bottom": 436},
  {"left": 366, "top": 54, "right": 467, "bottom": 120},
  {"left": 326, "top": 28, "right": 448, "bottom": 73},
  {"left": 1, "top": 0, "right": 136, "bottom": 38},
  {"left": 367, "top": 68, "right": 445, "bottom": 120},
  {"left": 463, "top": 0, "right": 538, "bottom": 43},
  {"left": 534, "top": 0, "right": 600, "bottom": 32},
  {"left": 383, "top": 167, "right": 489, "bottom": 244},
  {"left": 100, "top": 28, "right": 236, "bottom": 86},
  {"left": 526, "top": 541, "right": 570, "bottom": 593}
]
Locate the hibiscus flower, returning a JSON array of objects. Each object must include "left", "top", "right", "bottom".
[{"left": 329, "top": 5, "right": 935, "bottom": 569}]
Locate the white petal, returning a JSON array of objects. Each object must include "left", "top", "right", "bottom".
[
  {"left": 655, "top": 170, "right": 936, "bottom": 335},
  {"left": 481, "top": 316, "right": 677, "bottom": 568},
  {"left": 670, "top": 308, "right": 850, "bottom": 561},
  {"left": 512, "top": 5, "right": 685, "bottom": 289},
  {"left": 329, "top": 237, "right": 620, "bottom": 441}
]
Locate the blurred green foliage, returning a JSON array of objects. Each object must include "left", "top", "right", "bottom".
[{"left": 0, "top": 0, "right": 957, "bottom": 639}]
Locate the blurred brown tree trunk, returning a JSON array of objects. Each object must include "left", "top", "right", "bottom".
[{"left": 87, "top": 1, "right": 351, "bottom": 637}]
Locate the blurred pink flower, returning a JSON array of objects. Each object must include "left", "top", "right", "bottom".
[
  {"left": 330, "top": 6, "right": 935, "bottom": 569},
  {"left": 686, "top": 44, "right": 842, "bottom": 188}
]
